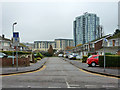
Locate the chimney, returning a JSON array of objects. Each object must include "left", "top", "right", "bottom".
[{"left": 2, "top": 34, "right": 4, "bottom": 38}]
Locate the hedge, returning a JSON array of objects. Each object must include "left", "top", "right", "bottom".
[
  {"left": 82, "top": 56, "right": 88, "bottom": 63},
  {"left": 99, "top": 55, "right": 120, "bottom": 67},
  {"left": 43, "top": 52, "right": 53, "bottom": 57},
  {"left": 0, "top": 51, "right": 31, "bottom": 55}
]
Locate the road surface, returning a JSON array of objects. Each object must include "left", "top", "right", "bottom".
[{"left": 2, "top": 57, "right": 119, "bottom": 88}]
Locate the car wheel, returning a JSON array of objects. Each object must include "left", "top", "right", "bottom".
[{"left": 91, "top": 62, "right": 96, "bottom": 67}]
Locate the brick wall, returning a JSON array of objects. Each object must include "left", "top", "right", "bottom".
[
  {"left": 0, "top": 57, "right": 30, "bottom": 67},
  {"left": 95, "top": 40, "right": 103, "bottom": 51}
]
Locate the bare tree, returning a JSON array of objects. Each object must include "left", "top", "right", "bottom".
[{"left": 48, "top": 45, "right": 53, "bottom": 55}]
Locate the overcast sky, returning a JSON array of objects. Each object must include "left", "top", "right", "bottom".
[{"left": 1, "top": 1, "right": 119, "bottom": 43}]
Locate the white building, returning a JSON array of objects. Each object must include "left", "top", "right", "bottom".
[{"left": 0, "top": 35, "right": 12, "bottom": 51}]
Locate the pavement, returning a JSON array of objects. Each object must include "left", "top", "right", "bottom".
[
  {"left": 1, "top": 57, "right": 48, "bottom": 75},
  {"left": 2, "top": 57, "right": 119, "bottom": 88},
  {"left": 62, "top": 57, "right": 120, "bottom": 78}
]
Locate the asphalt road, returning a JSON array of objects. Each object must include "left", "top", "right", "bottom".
[{"left": 2, "top": 57, "right": 119, "bottom": 88}]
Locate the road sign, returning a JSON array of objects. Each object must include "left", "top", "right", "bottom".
[
  {"left": 13, "top": 32, "right": 19, "bottom": 46},
  {"left": 13, "top": 32, "right": 19, "bottom": 38}
]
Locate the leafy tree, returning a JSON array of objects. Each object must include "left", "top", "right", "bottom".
[
  {"left": 76, "top": 44, "right": 82, "bottom": 47},
  {"left": 114, "top": 29, "right": 120, "bottom": 35},
  {"left": 65, "top": 46, "right": 75, "bottom": 50}
]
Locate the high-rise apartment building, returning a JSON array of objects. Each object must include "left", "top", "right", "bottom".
[
  {"left": 73, "top": 12, "right": 101, "bottom": 46},
  {"left": 118, "top": 1, "right": 120, "bottom": 29}
]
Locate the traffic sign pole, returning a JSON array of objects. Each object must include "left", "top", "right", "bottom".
[
  {"left": 16, "top": 45, "right": 18, "bottom": 71},
  {"left": 13, "top": 32, "right": 19, "bottom": 71},
  {"left": 12, "top": 46, "right": 14, "bottom": 66}
]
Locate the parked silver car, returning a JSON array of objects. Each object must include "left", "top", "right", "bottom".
[
  {"left": 58, "top": 54, "right": 63, "bottom": 57},
  {"left": 0, "top": 52, "right": 15, "bottom": 58},
  {"left": 0, "top": 53, "right": 7, "bottom": 58}
]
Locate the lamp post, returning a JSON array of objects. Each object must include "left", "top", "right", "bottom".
[{"left": 12, "top": 22, "right": 17, "bottom": 67}]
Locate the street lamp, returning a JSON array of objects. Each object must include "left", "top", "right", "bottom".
[
  {"left": 13, "top": 22, "right": 17, "bottom": 32},
  {"left": 12, "top": 22, "right": 17, "bottom": 66}
]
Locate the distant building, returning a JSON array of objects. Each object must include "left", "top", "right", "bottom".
[
  {"left": 34, "top": 39, "right": 73, "bottom": 51},
  {"left": 22, "top": 43, "right": 34, "bottom": 51},
  {"left": 73, "top": 12, "right": 101, "bottom": 46},
  {"left": 34, "top": 41, "right": 56, "bottom": 51},
  {"left": 55, "top": 39, "right": 73, "bottom": 50}
]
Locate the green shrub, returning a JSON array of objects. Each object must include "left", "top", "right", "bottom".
[
  {"left": 44, "top": 52, "right": 53, "bottom": 57},
  {"left": 88, "top": 53, "right": 91, "bottom": 57},
  {"left": 0, "top": 51, "right": 31, "bottom": 55},
  {"left": 99, "top": 55, "right": 120, "bottom": 67},
  {"left": 36, "top": 52, "right": 44, "bottom": 59},
  {"left": 72, "top": 57, "right": 76, "bottom": 60},
  {"left": 34, "top": 58, "right": 37, "bottom": 63},
  {"left": 36, "top": 57, "right": 41, "bottom": 60},
  {"left": 105, "top": 53, "right": 114, "bottom": 55},
  {"left": 82, "top": 56, "right": 88, "bottom": 63}
]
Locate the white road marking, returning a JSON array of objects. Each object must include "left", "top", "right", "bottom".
[
  {"left": 85, "top": 85, "right": 97, "bottom": 88},
  {"left": 69, "top": 84, "right": 81, "bottom": 88},
  {"left": 61, "top": 66, "right": 70, "bottom": 88},
  {"left": 48, "top": 87, "right": 61, "bottom": 88},
  {"left": 102, "top": 85, "right": 115, "bottom": 88},
  {"left": 70, "top": 84, "right": 80, "bottom": 87},
  {"left": 27, "top": 85, "right": 31, "bottom": 88},
  {"left": 65, "top": 81, "right": 70, "bottom": 88}
]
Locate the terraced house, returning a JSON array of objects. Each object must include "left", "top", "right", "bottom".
[
  {"left": 0, "top": 35, "right": 12, "bottom": 51},
  {"left": 72, "top": 30, "right": 120, "bottom": 56}
]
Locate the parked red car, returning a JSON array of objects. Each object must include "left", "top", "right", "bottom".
[{"left": 86, "top": 55, "right": 99, "bottom": 67}]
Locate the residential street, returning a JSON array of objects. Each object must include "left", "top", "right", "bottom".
[{"left": 2, "top": 57, "right": 119, "bottom": 88}]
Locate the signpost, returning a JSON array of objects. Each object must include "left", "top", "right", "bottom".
[
  {"left": 13, "top": 32, "right": 19, "bottom": 71},
  {"left": 12, "top": 22, "right": 17, "bottom": 67},
  {"left": 103, "top": 38, "right": 108, "bottom": 72}
]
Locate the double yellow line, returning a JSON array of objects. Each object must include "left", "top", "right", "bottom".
[
  {"left": 79, "top": 68, "right": 119, "bottom": 79},
  {"left": 1, "top": 65, "right": 46, "bottom": 77}
]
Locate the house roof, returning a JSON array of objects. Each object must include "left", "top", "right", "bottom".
[
  {"left": 55, "top": 39, "right": 73, "bottom": 41},
  {"left": 0, "top": 36, "right": 11, "bottom": 41},
  {"left": 19, "top": 43, "right": 27, "bottom": 47},
  {"left": 91, "top": 34, "right": 112, "bottom": 43},
  {"left": 109, "top": 32, "right": 120, "bottom": 39}
]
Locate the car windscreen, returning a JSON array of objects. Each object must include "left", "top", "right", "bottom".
[{"left": 88, "top": 55, "right": 92, "bottom": 58}]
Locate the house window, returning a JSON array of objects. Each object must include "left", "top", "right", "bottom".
[
  {"left": 119, "top": 41, "right": 120, "bottom": 46},
  {"left": 109, "top": 40, "right": 112, "bottom": 46}
]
